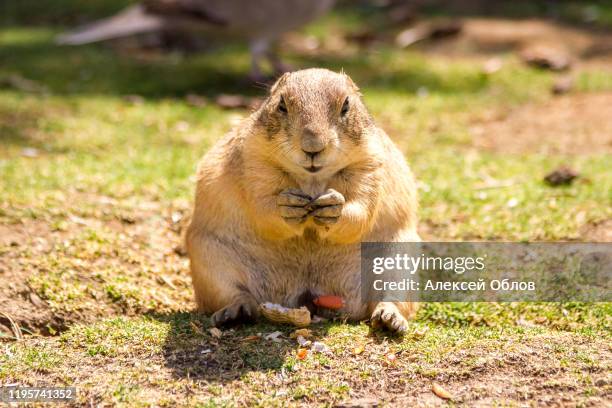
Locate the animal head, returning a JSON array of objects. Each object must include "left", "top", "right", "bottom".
[{"left": 255, "top": 68, "right": 373, "bottom": 177}]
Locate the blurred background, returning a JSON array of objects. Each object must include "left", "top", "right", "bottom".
[
  {"left": 2, "top": 0, "right": 611, "bottom": 240},
  {"left": 3, "top": 1, "right": 612, "bottom": 94}
]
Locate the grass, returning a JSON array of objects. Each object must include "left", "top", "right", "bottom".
[{"left": 0, "top": 1, "right": 611, "bottom": 406}]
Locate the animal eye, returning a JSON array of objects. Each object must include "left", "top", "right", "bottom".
[
  {"left": 278, "top": 96, "right": 287, "bottom": 114},
  {"left": 341, "top": 97, "right": 349, "bottom": 116}
]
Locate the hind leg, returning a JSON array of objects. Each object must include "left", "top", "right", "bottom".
[
  {"left": 186, "top": 228, "right": 260, "bottom": 327},
  {"left": 319, "top": 246, "right": 419, "bottom": 334},
  {"left": 368, "top": 301, "right": 419, "bottom": 333},
  {"left": 210, "top": 297, "right": 259, "bottom": 327},
  {"left": 367, "top": 229, "right": 421, "bottom": 333}
]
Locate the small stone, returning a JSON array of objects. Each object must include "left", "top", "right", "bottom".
[
  {"left": 215, "top": 94, "right": 262, "bottom": 110},
  {"left": 506, "top": 198, "right": 519, "bottom": 208},
  {"left": 311, "top": 341, "right": 330, "bottom": 353},
  {"left": 335, "top": 397, "right": 379, "bottom": 408},
  {"left": 483, "top": 58, "right": 503, "bottom": 74},
  {"left": 123, "top": 94, "right": 145, "bottom": 104},
  {"left": 296, "top": 335, "right": 311, "bottom": 347},
  {"left": 544, "top": 166, "right": 579, "bottom": 186},
  {"left": 185, "top": 93, "right": 208, "bottom": 107},
  {"left": 264, "top": 331, "right": 284, "bottom": 342},
  {"left": 552, "top": 76, "right": 574, "bottom": 95},
  {"left": 520, "top": 45, "right": 571, "bottom": 71},
  {"left": 209, "top": 327, "right": 222, "bottom": 338},
  {"left": 29, "top": 292, "right": 46, "bottom": 308},
  {"left": 594, "top": 378, "right": 607, "bottom": 387},
  {"left": 21, "top": 148, "right": 39, "bottom": 158}
]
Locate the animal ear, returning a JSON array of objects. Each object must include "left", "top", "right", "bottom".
[{"left": 270, "top": 72, "right": 291, "bottom": 94}]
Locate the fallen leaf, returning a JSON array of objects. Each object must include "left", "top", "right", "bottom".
[
  {"left": 264, "top": 331, "right": 284, "bottom": 342},
  {"left": 353, "top": 344, "right": 365, "bottom": 355},
  {"left": 241, "top": 335, "right": 261, "bottom": 342},
  {"left": 412, "top": 327, "right": 429, "bottom": 339},
  {"left": 0, "top": 312, "right": 22, "bottom": 341},
  {"left": 311, "top": 341, "right": 330, "bottom": 353},
  {"left": 290, "top": 328, "right": 313, "bottom": 339},
  {"left": 190, "top": 321, "right": 204, "bottom": 335},
  {"left": 297, "top": 348, "right": 308, "bottom": 360},
  {"left": 209, "top": 327, "right": 222, "bottom": 338},
  {"left": 432, "top": 383, "right": 453, "bottom": 400},
  {"left": 395, "top": 20, "right": 462, "bottom": 48},
  {"left": 296, "top": 335, "right": 311, "bottom": 347},
  {"left": 157, "top": 275, "right": 177, "bottom": 289}
]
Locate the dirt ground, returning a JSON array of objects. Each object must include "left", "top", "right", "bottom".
[
  {"left": 425, "top": 18, "right": 612, "bottom": 61},
  {"left": 0, "top": 197, "right": 192, "bottom": 338},
  {"left": 470, "top": 93, "right": 612, "bottom": 155},
  {"left": 9, "top": 325, "right": 612, "bottom": 407}
]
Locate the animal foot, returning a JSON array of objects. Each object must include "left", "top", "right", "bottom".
[
  {"left": 277, "top": 188, "right": 312, "bottom": 225},
  {"left": 308, "top": 189, "right": 345, "bottom": 226},
  {"left": 211, "top": 300, "right": 259, "bottom": 327},
  {"left": 370, "top": 303, "right": 408, "bottom": 334}
]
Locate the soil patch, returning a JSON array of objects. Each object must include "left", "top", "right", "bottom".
[
  {"left": 423, "top": 18, "right": 612, "bottom": 62},
  {"left": 581, "top": 219, "right": 612, "bottom": 242},
  {"left": 0, "top": 196, "right": 193, "bottom": 337},
  {"left": 471, "top": 93, "right": 612, "bottom": 154}
]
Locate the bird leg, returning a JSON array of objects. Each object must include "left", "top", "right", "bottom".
[{"left": 248, "top": 38, "right": 271, "bottom": 83}]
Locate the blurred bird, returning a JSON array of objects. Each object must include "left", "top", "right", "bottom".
[{"left": 57, "top": 0, "right": 335, "bottom": 80}]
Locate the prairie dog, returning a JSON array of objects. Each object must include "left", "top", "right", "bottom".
[{"left": 186, "top": 68, "right": 419, "bottom": 332}]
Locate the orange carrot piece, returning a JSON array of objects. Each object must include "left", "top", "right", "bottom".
[{"left": 313, "top": 295, "right": 344, "bottom": 310}]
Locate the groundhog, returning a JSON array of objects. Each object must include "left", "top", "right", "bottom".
[{"left": 186, "top": 68, "right": 419, "bottom": 333}]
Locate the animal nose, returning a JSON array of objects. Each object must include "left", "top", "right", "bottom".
[
  {"left": 303, "top": 148, "right": 324, "bottom": 160},
  {"left": 301, "top": 128, "right": 326, "bottom": 159}
]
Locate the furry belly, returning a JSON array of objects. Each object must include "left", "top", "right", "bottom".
[{"left": 239, "top": 237, "right": 366, "bottom": 318}]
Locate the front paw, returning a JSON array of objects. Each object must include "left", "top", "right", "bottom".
[
  {"left": 370, "top": 303, "right": 408, "bottom": 334},
  {"left": 211, "top": 300, "right": 259, "bottom": 327},
  {"left": 308, "top": 189, "right": 345, "bottom": 226},
  {"left": 277, "top": 188, "right": 311, "bottom": 225}
]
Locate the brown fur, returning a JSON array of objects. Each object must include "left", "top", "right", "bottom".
[{"left": 186, "top": 68, "right": 419, "bottom": 331}]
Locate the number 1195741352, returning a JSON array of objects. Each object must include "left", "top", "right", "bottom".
[{"left": 1, "top": 387, "right": 76, "bottom": 402}]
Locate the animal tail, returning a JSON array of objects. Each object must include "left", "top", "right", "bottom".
[{"left": 56, "top": 4, "right": 165, "bottom": 45}]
